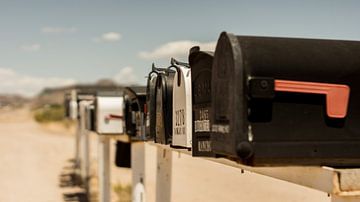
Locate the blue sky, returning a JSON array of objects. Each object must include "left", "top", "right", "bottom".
[{"left": 1, "top": 0, "right": 360, "bottom": 96}]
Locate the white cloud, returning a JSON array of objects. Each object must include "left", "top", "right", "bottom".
[
  {"left": 0, "top": 67, "right": 76, "bottom": 97},
  {"left": 138, "top": 40, "right": 216, "bottom": 59},
  {"left": 102, "top": 32, "right": 121, "bottom": 41},
  {"left": 20, "top": 44, "right": 41, "bottom": 52},
  {"left": 94, "top": 32, "right": 122, "bottom": 43},
  {"left": 113, "top": 66, "right": 139, "bottom": 85},
  {"left": 41, "top": 27, "right": 78, "bottom": 34}
]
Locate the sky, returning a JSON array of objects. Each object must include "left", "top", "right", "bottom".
[{"left": 1, "top": 0, "right": 360, "bottom": 96}]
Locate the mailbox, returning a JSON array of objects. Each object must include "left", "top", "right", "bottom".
[
  {"left": 189, "top": 47, "right": 214, "bottom": 156},
  {"left": 64, "top": 93, "right": 71, "bottom": 118},
  {"left": 211, "top": 32, "right": 360, "bottom": 166},
  {"left": 123, "top": 86, "right": 147, "bottom": 140},
  {"left": 66, "top": 90, "right": 78, "bottom": 120},
  {"left": 85, "top": 103, "right": 95, "bottom": 132},
  {"left": 170, "top": 58, "right": 192, "bottom": 148},
  {"left": 77, "top": 93, "right": 95, "bottom": 118},
  {"left": 146, "top": 64, "right": 163, "bottom": 139},
  {"left": 153, "top": 66, "right": 176, "bottom": 144},
  {"left": 95, "top": 92, "right": 124, "bottom": 135}
]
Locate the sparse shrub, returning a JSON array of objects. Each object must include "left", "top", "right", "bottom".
[
  {"left": 113, "top": 183, "right": 132, "bottom": 202},
  {"left": 34, "top": 104, "right": 65, "bottom": 123}
]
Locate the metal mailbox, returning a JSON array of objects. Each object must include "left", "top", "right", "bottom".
[
  {"left": 211, "top": 32, "right": 360, "bottom": 166},
  {"left": 170, "top": 59, "right": 192, "bottom": 148},
  {"left": 77, "top": 93, "right": 95, "bottom": 118},
  {"left": 145, "top": 66, "right": 159, "bottom": 139},
  {"left": 64, "top": 92, "right": 71, "bottom": 118},
  {"left": 189, "top": 47, "right": 214, "bottom": 156},
  {"left": 85, "top": 103, "right": 95, "bottom": 132},
  {"left": 64, "top": 90, "right": 78, "bottom": 120},
  {"left": 95, "top": 92, "right": 124, "bottom": 135},
  {"left": 123, "top": 86, "right": 147, "bottom": 140},
  {"left": 154, "top": 66, "right": 176, "bottom": 144}
]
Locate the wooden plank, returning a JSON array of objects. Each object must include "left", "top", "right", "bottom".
[
  {"left": 140, "top": 142, "right": 330, "bottom": 202},
  {"left": 147, "top": 142, "right": 360, "bottom": 195}
]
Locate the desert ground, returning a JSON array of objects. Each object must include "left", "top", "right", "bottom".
[{"left": 0, "top": 107, "right": 131, "bottom": 202}]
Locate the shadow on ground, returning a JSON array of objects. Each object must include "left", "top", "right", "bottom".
[{"left": 59, "top": 159, "right": 89, "bottom": 202}]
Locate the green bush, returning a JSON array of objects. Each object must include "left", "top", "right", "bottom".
[
  {"left": 113, "top": 183, "right": 132, "bottom": 202},
  {"left": 34, "top": 104, "right": 65, "bottom": 123}
]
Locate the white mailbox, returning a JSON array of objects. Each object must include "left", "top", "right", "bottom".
[
  {"left": 171, "top": 60, "right": 192, "bottom": 148},
  {"left": 95, "top": 94, "right": 124, "bottom": 135}
]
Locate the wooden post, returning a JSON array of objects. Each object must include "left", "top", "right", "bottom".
[
  {"left": 79, "top": 101, "right": 91, "bottom": 193},
  {"left": 74, "top": 121, "right": 81, "bottom": 169},
  {"left": 98, "top": 136, "right": 111, "bottom": 202},
  {"left": 155, "top": 148, "right": 172, "bottom": 202}
]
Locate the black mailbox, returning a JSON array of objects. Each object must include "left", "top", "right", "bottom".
[
  {"left": 145, "top": 66, "right": 159, "bottom": 139},
  {"left": 189, "top": 47, "right": 214, "bottom": 156},
  {"left": 211, "top": 32, "right": 360, "bottom": 166},
  {"left": 123, "top": 86, "right": 147, "bottom": 140},
  {"left": 85, "top": 103, "right": 96, "bottom": 132},
  {"left": 64, "top": 93, "right": 71, "bottom": 118},
  {"left": 152, "top": 66, "right": 176, "bottom": 144}
]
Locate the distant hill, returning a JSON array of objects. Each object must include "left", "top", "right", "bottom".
[{"left": 0, "top": 94, "right": 30, "bottom": 108}]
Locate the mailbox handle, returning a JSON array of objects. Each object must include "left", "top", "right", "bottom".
[
  {"left": 105, "top": 114, "right": 123, "bottom": 121},
  {"left": 168, "top": 65, "right": 182, "bottom": 86},
  {"left": 274, "top": 80, "right": 350, "bottom": 118},
  {"left": 151, "top": 63, "right": 168, "bottom": 73},
  {"left": 171, "top": 58, "right": 190, "bottom": 68},
  {"left": 168, "top": 58, "right": 190, "bottom": 86}
]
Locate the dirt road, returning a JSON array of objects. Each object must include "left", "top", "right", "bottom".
[
  {"left": 0, "top": 108, "right": 74, "bottom": 202},
  {"left": 0, "top": 107, "right": 132, "bottom": 202}
]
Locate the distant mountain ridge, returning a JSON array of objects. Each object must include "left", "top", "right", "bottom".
[{"left": 0, "top": 94, "right": 29, "bottom": 108}]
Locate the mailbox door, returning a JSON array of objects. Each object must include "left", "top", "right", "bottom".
[
  {"left": 96, "top": 97, "right": 124, "bottom": 134},
  {"left": 64, "top": 94, "right": 71, "bottom": 118},
  {"left": 124, "top": 97, "right": 136, "bottom": 136},
  {"left": 190, "top": 49, "right": 214, "bottom": 156},
  {"left": 85, "top": 105, "right": 95, "bottom": 131},
  {"left": 155, "top": 78, "right": 167, "bottom": 144},
  {"left": 164, "top": 71, "right": 175, "bottom": 143},
  {"left": 172, "top": 66, "right": 192, "bottom": 148},
  {"left": 146, "top": 75, "right": 158, "bottom": 139},
  {"left": 211, "top": 32, "right": 245, "bottom": 159}
]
